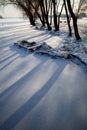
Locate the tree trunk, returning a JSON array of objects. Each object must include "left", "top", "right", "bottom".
[
  {"left": 45, "top": 14, "right": 52, "bottom": 30},
  {"left": 17, "top": 1, "right": 36, "bottom": 26},
  {"left": 50, "top": 1, "right": 53, "bottom": 25},
  {"left": 57, "top": 3, "right": 64, "bottom": 30},
  {"left": 53, "top": 0, "right": 58, "bottom": 31},
  {"left": 29, "top": 1, "right": 45, "bottom": 26},
  {"left": 40, "top": 4, "right": 46, "bottom": 26},
  {"left": 66, "top": 0, "right": 81, "bottom": 40},
  {"left": 41, "top": 0, "right": 52, "bottom": 30},
  {"left": 64, "top": 0, "right": 72, "bottom": 36},
  {"left": 29, "top": 15, "right": 36, "bottom": 26}
]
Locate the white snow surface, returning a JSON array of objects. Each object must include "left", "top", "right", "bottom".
[{"left": 0, "top": 18, "right": 87, "bottom": 130}]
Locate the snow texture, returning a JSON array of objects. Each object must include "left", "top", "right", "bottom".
[{"left": 0, "top": 18, "right": 87, "bottom": 130}]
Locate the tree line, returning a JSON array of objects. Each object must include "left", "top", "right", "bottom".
[{"left": 0, "top": 0, "right": 87, "bottom": 40}]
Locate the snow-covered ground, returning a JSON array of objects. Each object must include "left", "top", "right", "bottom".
[{"left": 0, "top": 18, "right": 87, "bottom": 130}]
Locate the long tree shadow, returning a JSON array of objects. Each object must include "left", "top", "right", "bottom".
[
  {"left": 0, "top": 55, "right": 19, "bottom": 71},
  {"left": 0, "top": 56, "right": 48, "bottom": 100},
  {"left": 0, "top": 32, "right": 48, "bottom": 49},
  {"left": 0, "top": 30, "right": 46, "bottom": 43},
  {"left": 0, "top": 25, "right": 29, "bottom": 38},
  {"left": 2, "top": 29, "right": 33, "bottom": 39},
  {"left": 0, "top": 52, "right": 17, "bottom": 63},
  {"left": 0, "top": 60, "right": 67, "bottom": 130}
]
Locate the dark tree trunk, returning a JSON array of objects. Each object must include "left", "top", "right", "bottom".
[
  {"left": 40, "top": 4, "right": 46, "bottom": 26},
  {"left": 64, "top": 0, "right": 72, "bottom": 36},
  {"left": 17, "top": 1, "right": 36, "bottom": 26},
  {"left": 50, "top": 1, "right": 53, "bottom": 25},
  {"left": 57, "top": 3, "right": 64, "bottom": 30},
  {"left": 53, "top": 0, "right": 58, "bottom": 31},
  {"left": 41, "top": 0, "right": 52, "bottom": 30},
  {"left": 29, "top": 1, "right": 45, "bottom": 26},
  {"left": 45, "top": 14, "right": 52, "bottom": 30},
  {"left": 29, "top": 15, "right": 36, "bottom": 26},
  {"left": 66, "top": 0, "right": 81, "bottom": 40}
]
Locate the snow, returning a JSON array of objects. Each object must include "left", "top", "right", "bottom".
[
  {"left": 0, "top": 18, "right": 87, "bottom": 130},
  {"left": 35, "top": 18, "right": 87, "bottom": 66}
]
